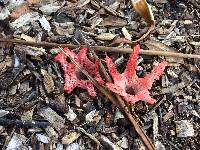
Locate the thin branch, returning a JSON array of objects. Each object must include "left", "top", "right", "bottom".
[
  {"left": 115, "top": 94, "right": 155, "bottom": 150},
  {"left": 0, "top": 38, "right": 199, "bottom": 59},
  {"left": 0, "top": 118, "right": 49, "bottom": 128}
]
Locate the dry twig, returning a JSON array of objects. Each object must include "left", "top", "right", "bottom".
[
  {"left": 0, "top": 118, "right": 49, "bottom": 128},
  {"left": 0, "top": 38, "right": 199, "bottom": 59}
]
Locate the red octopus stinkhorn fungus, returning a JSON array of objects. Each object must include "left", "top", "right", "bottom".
[
  {"left": 105, "top": 44, "right": 167, "bottom": 104},
  {"left": 54, "top": 47, "right": 104, "bottom": 96}
]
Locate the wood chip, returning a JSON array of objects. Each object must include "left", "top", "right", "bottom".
[
  {"left": 39, "top": 3, "right": 61, "bottom": 15},
  {"left": 85, "top": 109, "right": 101, "bottom": 123},
  {"left": 38, "top": 107, "right": 65, "bottom": 132},
  {"left": 10, "top": 12, "right": 40, "bottom": 28},
  {"left": 96, "top": 33, "right": 117, "bottom": 41},
  {"left": 0, "top": 110, "right": 9, "bottom": 117},
  {"left": 122, "top": 27, "right": 132, "bottom": 41},
  {"left": 175, "top": 120, "right": 195, "bottom": 137},
  {"left": 7, "top": 133, "right": 27, "bottom": 150},
  {"left": 36, "top": 133, "right": 50, "bottom": 143},
  {"left": 10, "top": 4, "right": 30, "bottom": 20},
  {"left": 39, "top": 16, "right": 51, "bottom": 32},
  {"left": 62, "top": 132, "right": 80, "bottom": 145},
  {"left": 101, "top": 16, "right": 127, "bottom": 27},
  {"left": 77, "top": 0, "right": 90, "bottom": 8},
  {"left": 101, "top": 135, "right": 122, "bottom": 150},
  {"left": 45, "top": 126, "right": 58, "bottom": 140},
  {"left": 0, "top": 7, "right": 10, "bottom": 20},
  {"left": 41, "top": 69, "right": 55, "bottom": 94},
  {"left": 21, "top": 33, "right": 36, "bottom": 42},
  {"left": 116, "top": 137, "right": 128, "bottom": 149},
  {"left": 163, "top": 111, "right": 174, "bottom": 122}
]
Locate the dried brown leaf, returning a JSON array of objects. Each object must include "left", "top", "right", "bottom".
[
  {"left": 130, "top": 0, "right": 155, "bottom": 43},
  {"left": 131, "top": 0, "right": 155, "bottom": 25}
]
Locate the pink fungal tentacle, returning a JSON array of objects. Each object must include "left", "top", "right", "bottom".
[
  {"left": 143, "top": 60, "right": 168, "bottom": 89},
  {"left": 105, "top": 56, "right": 122, "bottom": 81},
  {"left": 54, "top": 47, "right": 105, "bottom": 97},
  {"left": 105, "top": 45, "right": 167, "bottom": 104},
  {"left": 124, "top": 44, "right": 140, "bottom": 82}
]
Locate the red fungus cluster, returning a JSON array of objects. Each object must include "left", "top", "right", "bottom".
[
  {"left": 54, "top": 47, "right": 104, "bottom": 97},
  {"left": 105, "top": 45, "right": 167, "bottom": 104},
  {"left": 54, "top": 45, "right": 167, "bottom": 104}
]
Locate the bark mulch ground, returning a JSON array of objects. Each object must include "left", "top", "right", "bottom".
[{"left": 0, "top": 0, "right": 199, "bottom": 149}]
